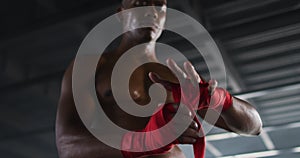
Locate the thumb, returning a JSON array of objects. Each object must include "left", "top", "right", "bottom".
[
  {"left": 148, "top": 72, "right": 175, "bottom": 91},
  {"left": 208, "top": 79, "right": 218, "bottom": 95},
  {"left": 148, "top": 72, "right": 162, "bottom": 84}
]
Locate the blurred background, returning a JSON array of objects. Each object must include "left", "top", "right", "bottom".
[{"left": 0, "top": 0, "right": 300, "bottom": 157}]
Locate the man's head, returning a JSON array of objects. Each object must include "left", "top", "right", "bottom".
[{"left": 118, "top": 0, "right": 167, "bottom": 42}]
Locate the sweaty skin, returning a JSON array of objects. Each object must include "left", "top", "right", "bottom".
[{"left": 55, "top": 0, "right": 263, "bottom": 158}]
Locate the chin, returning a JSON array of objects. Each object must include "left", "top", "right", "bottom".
[{"left": 137, "top": 28, "right": 159, "bottom": 42}]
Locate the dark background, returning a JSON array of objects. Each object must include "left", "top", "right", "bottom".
[{"left": 1, "top": 0, "right": 300, "bottom": 157}]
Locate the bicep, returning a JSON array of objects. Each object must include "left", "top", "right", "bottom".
[{"left": 56, "top": 62, "right": 89, "bottom": 141}]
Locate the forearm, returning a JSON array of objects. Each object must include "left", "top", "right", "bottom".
[
  {"left": 197, "top": 92, "right": 262, "bottom": 135},
  {"left": 220, "top": 97, "right": 262, "bottom": 135},
  {"left": 57, "top": 134, "right": 123, "bottom": 158}
]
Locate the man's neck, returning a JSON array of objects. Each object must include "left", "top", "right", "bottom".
[{"left": 116, "top": 36, "right": 158, "bottom": 61}]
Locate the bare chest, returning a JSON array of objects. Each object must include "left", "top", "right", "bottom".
[{"left": 95, "top": 61, "right": 177, "bottom": 129}]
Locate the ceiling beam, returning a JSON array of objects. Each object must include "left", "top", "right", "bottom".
[
  {"left": 206, "top": 142, "right": 223, "bottom": 157},
  {"left": 0, "top": 4, "right": 118, "bottom": 51},
  {"left": 214, "top": 41, "right": 246, "bottom": 93},
  {"left": 224, "top": 22, "right": 300, "bottom": 49},
  {"left": 234, "top": 82, "right": 300, "bottom": 100}
]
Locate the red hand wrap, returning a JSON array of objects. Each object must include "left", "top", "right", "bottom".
[
  {"left": 121, "top": 103, "right": 205, "bottom": 158},
  {"left": 121, "top": 104, "right": 177, "bottom": 158},
  {"left": 122, "top": 80, "right": 232, "bottom": 158},
  {"left": 171, "top": 80, "right": 233, "bottom": 111},
  {"left": 169, "top": 80, "right": 233, "bottom": 158}
]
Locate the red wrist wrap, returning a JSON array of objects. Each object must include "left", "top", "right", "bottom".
[
  {"left": 121, "top": 104, "right": 177, "bottom": 158},
  {"left": 121, "top": 103, "right": 205, "bottom": 158},
  {"left": 122, "top": 80, "right": 232, "bottom": 158},
  {"left": 171, "top": 80, "right": 233, "bottom": 111}
]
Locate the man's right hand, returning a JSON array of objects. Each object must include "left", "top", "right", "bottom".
[
  {"left": 121, "top": 102, "right": 202, "bottom": 158},
  {"left": 166, "top": 103, "right": 201, "bottom": 144}
]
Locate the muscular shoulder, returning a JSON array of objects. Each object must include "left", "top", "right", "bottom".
[
  {"left": 61, "top": 60, "right": 74, "bottom": 93},
  {"left": 56, "top": 59, "right": 84, "bottom": 130},
  {"left": 61, "top": 52, "right": 113, "bottom": 96}
]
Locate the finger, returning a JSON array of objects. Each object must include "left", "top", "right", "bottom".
[
  {"left": 183, "top": 61, "right": 201, "bottom": 86},
  {"left": 148, "top": 72, "right": 161, "bottom": 83},
  {"left": 174, "top": 119, "right": 198, "bottom": 131},
  {"left": 182, "top": 128, "right": 201, "bottom": 139},
  {"left": 148, "top": 72, "right": 173, "bottom": 91},
  {"left": 166, "top": 58, "right": 187, "bottom": 80},
  {"left": 173, "top": 114, "right": 193, "bottom": 125},
  {"left": 172, "top": 114, "right": 196, "bottom": 129},
  {"left": 178, "top": 136, "right": 197, "bottom": 144},
  {"left": 173, "top": 118, "right": 199, "bottom": 135},
  {"left": 208, "top": 79, "right": 218, "bottom": 95},
  {"left": 164, "top": 104, "right": 193, "bottom": 121},
  {"left": 166, "top": 104, "right": 192, "bottom": 118},
  {"left": 189, "top": 120, "right": 199, "bottom": 130}
]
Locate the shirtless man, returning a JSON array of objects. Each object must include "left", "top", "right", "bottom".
[{"left": 55, "top": 0, "right": 263, "bottom": 157}]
